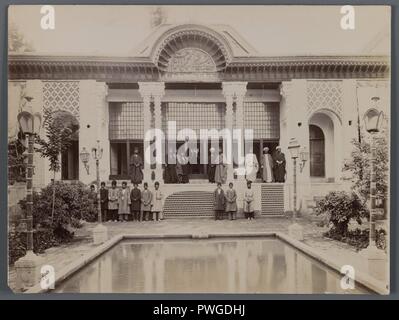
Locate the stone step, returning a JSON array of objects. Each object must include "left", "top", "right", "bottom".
[{"left": 261, "top": 184, "right": 284, "bottom": 216}]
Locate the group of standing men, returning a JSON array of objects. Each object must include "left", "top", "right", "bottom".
[
  {"left": 90, "top": 181, "right": 164, "bottom": 222},
  {"left": 114, "top": 144, "right": 286, "bottom": 186},
  {"left": 207, "top": 146, "right": 287, "bottom": 184}
]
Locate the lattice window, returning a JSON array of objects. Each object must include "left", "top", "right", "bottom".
[
  {"left": 109, "top": 102, "right": 144, "bottom": 140},
  {"left": 43, "top": 81, "right": 80, "bottom": 119},
  {"left": 163, "top": 102, "right": 225, "bottom": 140},
  {"left": 307, "top": 80, "right": 343, "bottom": 119},
  {"left": 243, "top": 102, "right": 280, "bottom": 140}
]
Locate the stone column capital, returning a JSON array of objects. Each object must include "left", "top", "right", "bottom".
[
  {"left": 279, "top": 81, "right": 293, "bottom": 99},
  {"left": 222, "top": 82, "right": 247, "bottom": 100},
  {"left": 138, "top": 82, "right": 165, "bottom": 100}
]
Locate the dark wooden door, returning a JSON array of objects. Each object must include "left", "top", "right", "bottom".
[{"left": 309, "top": 125, "right": 325, "bottom": 177}]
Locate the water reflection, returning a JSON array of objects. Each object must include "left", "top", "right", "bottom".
[{"left": 55, "top": 238, "right": 369, "bottom": 294}]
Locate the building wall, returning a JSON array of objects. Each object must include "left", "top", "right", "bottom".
[
  {"left": 282, "top": 78, "right": 389, "bottom": 213},
  {"left": 10, "top": 78, "right": 389, "bottom": 214}
]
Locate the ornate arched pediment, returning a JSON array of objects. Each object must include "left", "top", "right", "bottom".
[
  {"left": 151, "top": 25, "right": 232, "bottom": 80},
  {"left": 167, "top": 48, "right": 217, "bottom": 73}
]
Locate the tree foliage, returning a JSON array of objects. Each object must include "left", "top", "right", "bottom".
[
  {"left": 315, "top": 191, "right": 368, "bottom": 236},
  {"left": 8, "top": 131, "right": 26, "bottom": 184},
  {"left": 36, "top": 108, "right": 74, "bottom": 173},
  {"left": 8, "top": 22, "right": 35, "bottom": 53},
  {"left": 343, "top": 130, "right": 389, "bottom": 202}
]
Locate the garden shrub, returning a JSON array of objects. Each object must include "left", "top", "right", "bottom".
[
  {"left": 9, "top": 182, "right": 97, "bottom": 265},
  {"left": 324, "top": 228, "right": 387, "bottom": 252},
  {"left": 8, "top": 228, "right": 67, "bottom": 265},
  {"left": 18, "top": 181, "right": 98, "bottom": 228},
  {"left": 314, "top": 191, "right": 368, "bottom": 236}
]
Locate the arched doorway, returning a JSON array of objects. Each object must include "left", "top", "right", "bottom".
[
  {"left": 52, "top": 110, "right": 80, "bottom": 180},
  {"left": 309, "top": 124, "right": 325, "bottom": 177}
]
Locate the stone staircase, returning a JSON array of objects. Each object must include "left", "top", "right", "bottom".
[
  {"left": 260, "top": 183, "right": 284, "bottom": 216},
  {"left": 163, "top": 190, "right": 215, "bottom": 218}
]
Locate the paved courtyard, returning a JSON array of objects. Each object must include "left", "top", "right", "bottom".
[{"left": 8, "top": 216, "right": 388, "bottom": 293}]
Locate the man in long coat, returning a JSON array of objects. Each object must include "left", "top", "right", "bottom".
[
  {"left": 108, "top": 180, "right": 119, "bottom": 221},
  {"left": 273, "top": 146, "right": 286, "bottom": 182},
  {"left": 214, "top": 182, "right": 226, "bottom": 220},
  {"left": 130, "top": 183, "right": 141, "bottom": 221},
  {"left": 141, "top": 182, "right": 153, "bottom": 221},
  {"left": 225, "top": 182, "right": 238, "bottom": 220},
  {"left": 118, "top": 181, "right": 131, "bottom": 221},
  {"left": 99, "top": 182, "right": 108, "bottom": 222},
  {"left": 207, "top": 147, "right": 217, "bottom": 183},
  {"left": 214, "top": 151, "right": 227, "bottom": 184},
  {"left": 130, "top": 148, "right": 143, "bottom": 184},
  {"left": 164, "top": 149, "right": 178, "bottom": 184},
  {"left": 261, "top": 147, "right": 274, "bottom": 183},
  {"left": 177, "top": 151, "right": 190, "bottom": 183},
  {"left": 245, "top": 153, "right": 259, "bottom": 182}
]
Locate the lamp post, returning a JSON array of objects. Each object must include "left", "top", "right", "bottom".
[
  {"left": 15, "top": 97, "right": 43, "bottom": 290},
  {"left": 80, "top": 140, "right": 108, "bottom": 244},
  {"left": 361, "top": 95, "right": 387, "bottom": 281},
  {"left": 287, "top": 137, "right": 304, "bottom": 241},
  {"left": 92, "top": 140, "right": 103, "bottom": 224}
]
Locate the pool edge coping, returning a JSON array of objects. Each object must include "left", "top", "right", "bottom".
[{"left": 24, "top": 232, "right": 389, "bottom": 295}]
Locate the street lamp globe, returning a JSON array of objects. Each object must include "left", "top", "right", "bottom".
[
  {"left": 363, "top": 106, "right": 383, "bottom": 134},
  {"left": 288, "top": 137, "right": 300, "bottom": 159},
  {"left": 80, "top": 147, "right": 90, "bottom": 166},
  {"left": 17, "top": 111, "right": 42, "bottom": 136}
]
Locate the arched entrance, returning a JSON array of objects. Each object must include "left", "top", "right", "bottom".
[
  {"left": 52, "top": 110, "right": 80, "bottom": 180},
  {"left": 309, "top": 125, "right": 325, "bottom": 177},
  {"left": 308, "top": 111, "right": 341, "bottom": 182}
]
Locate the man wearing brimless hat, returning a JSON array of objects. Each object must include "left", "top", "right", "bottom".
[
  {"left": 273, "top": 146, "right": 286, "bottom": 183},
  {"left": 261, "top": 147, "right": 274, "bottom": 183}
]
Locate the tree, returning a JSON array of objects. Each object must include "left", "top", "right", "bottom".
[
  {"left": 343, "top": 129, "right": 389, "bottom": 203},
  {"left": 8, "top": 22, "right": 35, "bottom": 53},
  {"left": 315, "top": 191, "right": 368, "bottom": 236},
  {"left": 36, "top": 109, "right": 78, "bottom": 219},
  {"left": 8, "top": 131, "right": 26, "bottom": 184}
]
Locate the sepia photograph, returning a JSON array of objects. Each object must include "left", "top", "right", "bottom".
[{"left": 7, "top": 5, "right": 390, "bottom": 295}]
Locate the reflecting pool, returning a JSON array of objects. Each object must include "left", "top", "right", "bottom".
[{"left": 54, "top": 238, "right": 370, "bottom": 294}]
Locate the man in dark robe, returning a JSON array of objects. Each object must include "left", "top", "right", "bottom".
[
  {"left": 180, "top": 153, "right": 190, "bottom": 183},
  {"left": 207, "top": 147, "right": 217, "bottom": 183},
  {"left": 130, "top": 148, "right": 143, "bottom": 184},
  {"left": 99, "top": 182, "right": 108, "bottom": 222},
  {"left": 213, "top": 182, "right": 226, "bottom": 220},
  {"left": 273, "top": 146, "right": 286, "bottom": 182},
  {"left": 130, "top": 183, "right": 141, "bottom": 221},
  {"left": 164, "top": 149, "right": 178, "bottom": 184}
]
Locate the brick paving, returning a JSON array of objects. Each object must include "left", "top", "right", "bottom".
[{"left": 8, "top": 216, "right": 388, "bottom": 292}]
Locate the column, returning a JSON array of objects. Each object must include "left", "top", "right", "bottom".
[
  {"left": 153, "top": 84, "right": 165, "bottom": 183},
  {"left": 93, "top": 82, "right": 109, "bottom": 182},
  {"left": 280, "top": 80, "right": 311, "bottom": 212},
  {"left": 224, "top": 93, "right": 234, "bottom": 182},
  {"left": 222, "top": 82, "right": 247, "bottom": 182},
  {"left": 139, "top": 82, "right": 165, "bottom": 184},
  {"left": 79, "top": 80, "right": 99, "bottom": 184}
]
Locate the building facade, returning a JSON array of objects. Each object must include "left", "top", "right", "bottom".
[{"left": 8, "top": 24, "right": 390, "bottom": 216}]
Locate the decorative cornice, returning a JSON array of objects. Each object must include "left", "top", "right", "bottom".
[{"left": 9, "top": 54, "right": 389, "bottom": 81}]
